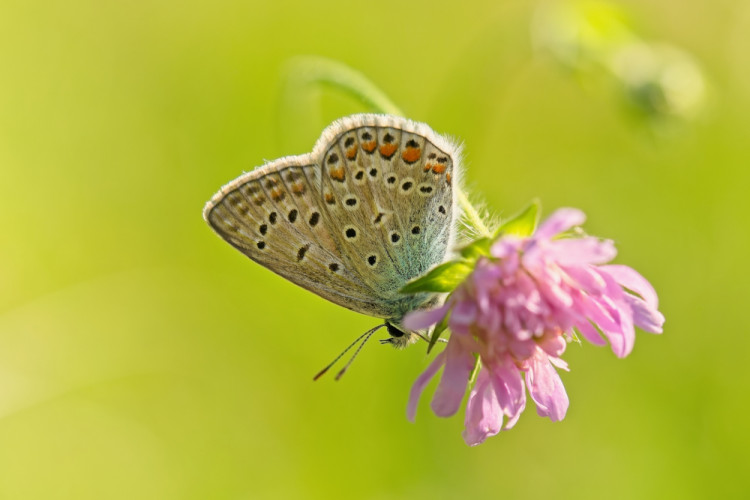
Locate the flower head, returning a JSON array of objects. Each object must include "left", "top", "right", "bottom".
[{"left": 404, "top": 207, "right": 664, "bottom": 446}]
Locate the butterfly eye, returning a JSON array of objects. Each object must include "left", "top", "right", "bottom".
[{"left": 386, "top": 323, "right": 406, "bottom": 338}]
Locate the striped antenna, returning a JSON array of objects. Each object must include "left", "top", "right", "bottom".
[{"left": 313, "top": 324, "right": 386, "bottom": 381}]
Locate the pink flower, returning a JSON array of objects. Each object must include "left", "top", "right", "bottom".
[{"left": 404, "top": 208, "right": 664, "bottom": 446}]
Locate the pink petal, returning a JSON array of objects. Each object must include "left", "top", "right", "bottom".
[
  {"left": 561, "top": 265, "right": 607, "bottom": 295},
  {"left": 490, "top": 238, "right": 521, "bottom": 260},
  {"left": 576, "top": 294, "right": 622, "bottom": 334},
  {"left": 545, "top": 238, "right": 617, "bottom": 266},
  {"left": 598, "top": 272, "right": 637, "bottom": 357},
  {"left": 526, "top": 350, "right": 569, "bottom": 421},
  {"left": 430, "top": 337, "right": 475, "bottom": 417},
  {"left": 487, "top": 359, "right": 526, "bottom": 430},
  {"left": 549, "top": 355, "right": 569, "bottom": 371},
  {"left": 624, "top": 294, "right": 665, "bottom": 334},
  {"left": 403, "top": 304, "right": 450, "bottom": 331},
  {"left": 462, "top": 370, "right": 503, "bottom": 446},
  {"left": 535, "top": 272, "right": 574, "bottom": 310},
  {"left": 574, "top": 319, "right": 607, "bottom": 346},
  {"left": 591, "top": 295, "right": 634, "bottom": 358},
  {"left": 406, "top": 350, "right": 446, "bottom": 422},
  {"left": 538, "top": 334, "right": 567, "bottom": 358},
  {"left": 535, "top": 208, "right": 586, "bottom": 240},
  {"left": 600, "top": 264, "right": 659, "bottom": 308},
  {"left": 450, "top": 300, "right": 478, "bottom": 328}
]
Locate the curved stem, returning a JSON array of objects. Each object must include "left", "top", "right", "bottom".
[
  {"left": 281, "top": 56, "right": 490, "bottom": 237},
  {"left": 283, "top": 56, "right": 404, "bottom": 117}
]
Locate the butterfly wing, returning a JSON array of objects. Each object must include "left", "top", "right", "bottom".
[
  {"left": 313, "top": 114, "right": 460, "bottom": 320},
  {"left": 204, "top": 114, "right": 460, "bottom": 321},
  {"left": 204, "top": 155, "right": 386, "bottom": 317}
]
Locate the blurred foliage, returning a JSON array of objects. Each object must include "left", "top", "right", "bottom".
[
  {"left": 1, "top": 0, "right": 748, "bottom": 499},
  {"left": 532, "top": 1, "right": 706, "bottom": 121}
]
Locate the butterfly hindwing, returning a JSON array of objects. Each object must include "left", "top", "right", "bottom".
[{"left": 314, "top": 115, "right": 459, "bottom": 319}]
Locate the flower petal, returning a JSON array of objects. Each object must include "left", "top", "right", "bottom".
[
  {"left": 539, "top": 334, "right": 567, "bottom": 358},
  {"left": 407, "top": 350, "right": 446, "bottom": 422},
  {"left": 546, "top": 238, "right": 617, "bottom": 266},
  {"left": 624, "top": 294, "right": 665, "bottom": 334},
  {"left": 430, "top": 336, "right": 475, "bottom": 417},
  {"left": 561, "top": 265, "right": 607, "bottom": 295},
  {"left": 574, "top": 319, "right": 607, "bottom": 346},
  {"left": 600, "top": 264, "right": 659, "bottom": 308},
  {"left": 534, "top": 208, "right": 586, "bottom": 239},
  {"left": 526, "top": 350, "right": 569, "bottom": 421},
  {"left": 487, "top": 359, "right": 526, "bottom": 429},
  {"left": 462, "top": 370, "right": 503, "bottom": 446},
  {"left": 403, "top": 304, "right": 450, "bottom": 331},
  {"left": 451, "top": 300, "right": 478, "bottom": 326}
]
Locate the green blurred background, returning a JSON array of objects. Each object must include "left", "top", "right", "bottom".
[{"left": 1, "top": 0, "right": 748, "bottom": 498}]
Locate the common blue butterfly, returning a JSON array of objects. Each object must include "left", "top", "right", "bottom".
[{"left": 204, "top": 114, "right": 460, "bottom": 350}]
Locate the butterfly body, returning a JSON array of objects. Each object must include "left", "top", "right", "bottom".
[{"left": 204, "top": 114, "right": 460, "bottom": 344}]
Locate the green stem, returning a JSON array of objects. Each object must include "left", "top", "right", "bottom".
[
  {"left": 283, "top": 56, "right": 404, "bottom": 117},
  {"left": 281, "top": 56, "right": 491, "bottom": 238}
]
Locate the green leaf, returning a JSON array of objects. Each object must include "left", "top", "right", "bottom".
[
  {"left": 459, "top": 237, "right": 492, "bottom": 260},
  {"left": 427, "top": 312, "right": 450, "bottom": 354},
  {"left": 400, "top": 260, "right": 473, "bottom": 294},
  {"left": 495, "top": 199, "right": 541, "bottom": 238}
]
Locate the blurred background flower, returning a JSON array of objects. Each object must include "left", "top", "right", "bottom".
[{"left": 532, "top": 1, "right": 707, "bottom": 122}]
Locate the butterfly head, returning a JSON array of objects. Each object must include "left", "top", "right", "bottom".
[{"left": 380, "top": 321, "right": 421, "bottom": 349}]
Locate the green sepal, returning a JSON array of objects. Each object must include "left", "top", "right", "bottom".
[
  {"left": 495, "top": 199, "right": 541, "bottom": 238},
  {"left": 400, "top": 260, "right": 473, "bottom": 294},
  {"left": 427, "top": 311, "right": 450, "bottom": 354},
  {"left": 459, "top": 237, "right": 492, "bottom": 260},
  {"left": 468, "top": 354, "right": 482, "bottom": 385}
]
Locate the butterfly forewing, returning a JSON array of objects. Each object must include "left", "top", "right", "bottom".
[
  {"left": 206, "top": 158, "right": 381, "bottom": 316},
  {"left": 204, "top": 114, "right": 460, "bottom": 323}
]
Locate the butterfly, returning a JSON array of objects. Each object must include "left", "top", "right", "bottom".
[{"left": 203, "top": 114, "right": 460, "bottom": 356}]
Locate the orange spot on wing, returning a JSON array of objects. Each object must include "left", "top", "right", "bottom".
[
  {"left": 431, "top": 164, "right": 447, "bottom": 175},
  {"left": 424, "top": 162, "right": 435, "bottom": 172},
  {"left": 346, "top": 146, "right": 358, "bottom": 160},
  {"left": 402, "top": 147, "right": 421, "bottom": 164},
  {"left": 446, "top": 173, "right": 452, "bottom": 185},
  {"left": 292, "top": 182, "right": 306, "bottom": 195},
  {"left": 271, "top": 187, "right": 285, "bottom": 201},
  {"left": 324, "top": 193, "right": 336, "bottom": 205},
  {"left": 379, "top": 143, "right": 398, "bottom": 159},
  {"left": 330, "top": 166, "right": 346, "bottom": 182},
  {"left": 362, "top": 140, "right": 377, "bottom": 153}
]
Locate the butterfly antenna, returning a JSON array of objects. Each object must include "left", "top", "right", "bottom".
[{"left": 313, "top": 324, "right": 386, "bottom": 381}]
